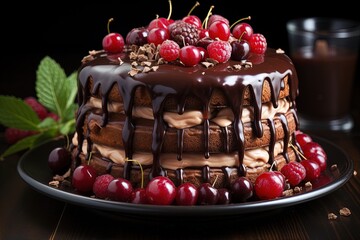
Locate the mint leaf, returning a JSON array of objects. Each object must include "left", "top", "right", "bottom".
[
  {"left": 36, "top": 56, "right": 77, "bottom": 121},
  {"left": 0, "top": 133, "right": 40, "bottom": 160},
  {"left": 0, "top": 96, "right": 40, "bottom": 130}
]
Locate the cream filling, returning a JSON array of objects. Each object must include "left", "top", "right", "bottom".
[
  {"left": 89, "top": 97, "right": 290, "bottom": 129},
  {"left": 72, "top": 133, "right": 284, "bottom": 170}
]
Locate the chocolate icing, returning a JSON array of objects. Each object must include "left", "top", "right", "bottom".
[{"left": 75, "top": 48, "right": 299, "bottom": 181}]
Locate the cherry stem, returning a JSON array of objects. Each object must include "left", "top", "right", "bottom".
[
  {"left": 202, "top": 5, "right": 214, "bottom": 29},
  {"left": 238, "top": 31, "right": 247, "bottom": 41},
  {"left": 167, "top": 0, "right": 173, "bottom": 20},
  {"left": 107, "top": 18, "right": 114, "bottom": 34},
  {"left": 187, "top": 1, "right": 200, "bottom": 16},
  {"left": 126, "top": 158, "right": 144, "bottom": 188},
  {"left": 289, "top": 142, "right": 307, "bottom": 160},
  {"left": 229, "top": 16, "right": 251, "bottom": 29},
  {"left": 212, "top": 174, "right": 219, "bottom": 187},
  {"left": 64, "top": 134, "right": 70, "bottom": 150},
  {"left": 87, "top": 151, "right": 93, "bottom": 165}
]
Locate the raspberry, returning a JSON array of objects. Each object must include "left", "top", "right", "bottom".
[
  {"left": 249, "top": 33, "right": 267, "bottom": 54},
  {"left": 93, "top": 174, "right": 115, "bottom": 199},
  {"left": 169, "top": 20, "right": 199, "bottom": 47},
  {"left": 159, "top": 40, "right": 180, "bottom": 62},
  {"left": 47, "top": 112, "right": 60, "bottom": 121},
  {"left": 207, "top": 40, "right": 232, "bottom": 63},
  {"left": 4, "top": 127, "right": 36, "bottom": 145},
  {"left": 280, "top": 161, "right": 306, "bottom": 187},
  {"left": 24, "top": 97, "right": 48, "bottom": 120}
]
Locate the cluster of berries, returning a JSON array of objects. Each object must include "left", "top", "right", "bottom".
[
  {"left": 67, "top": 163, "right": 255, "bottom": 205},
  {"left": 254, "top": 130, "right": 328, "bottom": 200},
  {"left": 101, "top": 2, "right": 267, "bottom": 67},
  {"left": 4, "top": 97, "right": 59, "bottom": 144},
  {"left": 53, "top": 129, "right": 327, "bottom": 206}
]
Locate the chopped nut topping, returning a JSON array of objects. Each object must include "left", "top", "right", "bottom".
[
  {"left": 328, "top": 213, "right": 338, "bottom": 220},
  {"left": 283, "top": 189, "right": 294, "bottom": 196},
  {"left": 118, "top": 57, "right": 124, "bottom": 65},
  {"left": 142, "top": 66, "right": 152, "bottom": 73},
  {"left": 339, "top": 207, "right": 351, "bottom": 216},
  {"left": 305, "top": 181, "right": 312, "bottom": 189},
  {"left": 276, "top": 48, "right": 285, "bottom": 54},
  {"left": 294, "top": 186, "right": 302, "bottom": 193},
  {"left": 141, "top": 61, "right": 152, "bottom": 67},
  {"left": 128, "top": 68, "right": 140, "bottom": 76},
  {"left": 49, "top": 180, "right": 60, "bottom": 188},
  {"left": 151, "top": 66, "right": 159, "bottom": 72},
  {"left": 201, "top": 62, "right": 214, "bottom": 68}
]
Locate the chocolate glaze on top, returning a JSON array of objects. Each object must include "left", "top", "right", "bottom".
[{"left": 75, "top": 48, "right": 299, "bottom": 180}]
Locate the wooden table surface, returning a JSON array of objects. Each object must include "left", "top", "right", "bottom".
[{"left": 1, "top": 77, "right": 360, "bottom": 240}]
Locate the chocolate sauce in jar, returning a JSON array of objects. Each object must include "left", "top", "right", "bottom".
[{"left": 292, "top": 46, "right": 358, "bottom": 121}]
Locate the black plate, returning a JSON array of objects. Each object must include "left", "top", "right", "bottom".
[{"left": 17, "top": 136, "right": 353, "bottom": 219}]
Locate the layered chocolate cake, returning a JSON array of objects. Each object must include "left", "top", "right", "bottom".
[{"left": 71, "top": 44, "right": 300, "bottom": 189}]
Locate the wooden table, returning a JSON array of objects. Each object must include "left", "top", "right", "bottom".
[{"left": 1, "top": 119, "right": 359, "bottom": 239}]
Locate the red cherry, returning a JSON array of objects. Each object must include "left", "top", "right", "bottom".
[
  {"left": 308, "top": 154, "right": 327, "bottom": 172},
  {"left": 182, "top": 1, "right": 202, "bottom": 28},
  {"left": 147, "top": 27, "right": 169, "bottom": 46},
  {"left": 230, "top": 40, "right": 250, "bottom": 61},
  {"left": 199, "top": 28, "right": 209, "bottom": 39},
  {"left": 102, "top": 18, "right": 125, "bottom": 53},
  {"left": 208, "top": 21, "right": 231, "bottom": 41},
  {"left": 93, "top": 174, "right": 114, "bottom": 199},
  {"left": 301, "top": 159, "right": 321, "bottom": 182},
  {"left": 217, "top": 188, "right": 231, "bottom": 205},
  {"left": 301, "top": 142, "right": 327, "bottom": 160},
  {"left": 179, "top": 45, "right": 201, "bottom": 67},
  {"left": 126, "top": 27, "right": 149, "bottom": 46},
  {"left": 48, "top": 147, "right": 71, "bottom": 175},
  {"left": 197, "top": 183, "right": 219, "bottom": 205},
  {"left": 197, "top": 46, "right": 208, "bottom": 61},
  {"left": 230, "top": 176, "right": 254, "bottom": 203},
  {"left": 175, "top": 182, "right": 199, "bottom": 206},
  {"left": 130, "top": 188, "right": 148, "bottom": 204},
  {"left": 183, "top": 15, "right": 202, "bottom": 29},
  {"left": 72, "top": 164, "right": 98, "bottom": 194},
  {"left": 107, "top": 177, "right": 133, "bottom": 202},
  {"left": 207, "top": 14, "right": 229, "bottom": 28},
  {"left": 295, "top": 132, "right": 313, "bottom": 147},
  {"left": 232, "top": 22, "right": 253, "bottom": 41},
  {"left": 148, "top": 17, "right": 170, "bottom": 30},
  {"left": 146, "top": 176, "right": 176, "bottom": 205},
  {"left": 254, "top": 171, "right": 285, "bottom": 200}
]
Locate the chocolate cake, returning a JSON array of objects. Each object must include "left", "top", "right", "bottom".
[{"left": 71, "top": 45, "right": 300, "bottom": 189}]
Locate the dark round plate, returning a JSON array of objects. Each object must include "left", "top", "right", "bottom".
[{"left": 17, "top": 136, "right": 353, "bottom": 219}]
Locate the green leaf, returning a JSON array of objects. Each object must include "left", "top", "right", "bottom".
[
  {"left": 59, "top": 119, "right": 76, "bottom": 135},
  {"left": 0, "top": 96, "right": 40, "bottom": 130},
  {"left": 35, "top": 56, "right": 69, "bottom": 121},
  {"left": 0, "top": 133, "right": 40, "bottom": 160},
  {"left": 65, "top": 71, "right": 78, "bottom": 110}
]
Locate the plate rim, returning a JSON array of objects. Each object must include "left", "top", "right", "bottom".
[{"left": 17, "top": 135, "right": 354, "bottom": 217}]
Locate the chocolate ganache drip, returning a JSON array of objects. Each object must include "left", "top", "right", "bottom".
[{"left": 75, "top": 48, "right": 299, "bottom": 181}]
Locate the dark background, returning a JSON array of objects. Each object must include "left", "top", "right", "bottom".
[{"left": 1, "top": 0, "right": 359, "bottom": 98}]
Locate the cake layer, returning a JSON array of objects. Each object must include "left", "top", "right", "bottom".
[{"left": 80, "top": 109, "right": 297, "bottom": 153}]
